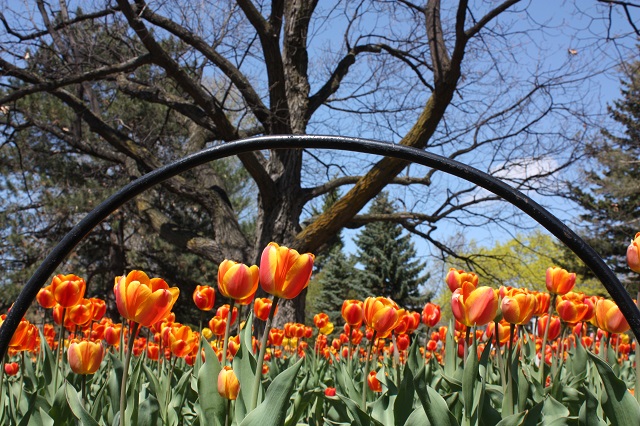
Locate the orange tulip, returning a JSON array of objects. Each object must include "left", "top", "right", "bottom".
[
  {"left": 367, "top": 371, "right": 382, "bottom": 392},
  {"left": 445, "top": 268, "right": 479, "bottom": 292},
  {"left": 217, "top": 260, "right": 259, "bottom": 302},
  {"left": 217, "top": 366, "right": 240, "bottom": 400},
  {"left": 533, "top": 291, "right": 551, "bottom": 316},
  {"left": 104, "top": 323, "right": 122, "bottom": 346},
  {"left": 254, "top": 298, "right": 276, "bottom": 321},
  {"left": 545, "top": 267, "right": 576, "bottom": 295},
  {"left": 341, "top": 300, "right": 364, "bottom": 327},
  {"left": 537, "top": 314, "right": 561, "bottom": 341},
  {"left": 486, "top": 320, "right": 512, "bottom": 347},
  {"left": 36, "top": 284, "right": 56, "bottom": 309},
  {"left": 396, "top": 334, "right": 410, "bottom": 351},
  {"left": 314, "top": 313, "right": 330, "bottom": 329},
  {"left": 259, "top": 242, "right": 314, "bottom": 299},
  {"left": 269, "top": 328, "right": 284, "bottom": 346},
  {"left": 216, "top": 304, "right": 238, "bottom": 325},
  {"left": 0, "top": 315, "right": 32, "bottom": 349},
  {"left": 363, "top": 297, "right": 400, "bottom": 338},
  {"left": 67, "top": 340, "right": 105, "bottom": 375},
  {"left": 422, "top": 303, "right": 441, "bottom": 328},
  {"left": 169, "top": 325, "right": 198, "bottom": 358},
  {"left": 90, "top": 298, "right": 107, "bottom": 321},
  {"left": 114, "top": 270, "right": 179, "bottom": 327},
  {"left": 68, "top": 298, "right": 94, "bottom": 326},
  {"left": 451, "top": 283, "right": 498, "bottom": 327},
  {"left": 627, "top": 232, "right": 640, "bottom": 273},
  {"left": 193, "top": 285, "right": 216, "bottom": 311},
  {"left": 208, "top": 316, "right": 227, "bottom": 336},
  {"left": 147, "top": 342, "right": 160, "bottom": 361},
  {"left": 556, "top": 292, "right": 595, "bottom": 325},
  {"left": 51, "top": 274, "right": 86, "bottom": 308},
  {"left": 594, "top": 298, "right": 630, "bottom": 334},
  {"left": 501, "top": 290, "right": 537, "bottom": 325}
]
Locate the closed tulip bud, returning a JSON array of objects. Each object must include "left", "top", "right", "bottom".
[
  {"left": 193, "top": 285, "right": 216, "bottom": 311},
  {"left": 114, "top": 271, "right": 179, "bottom": 327},
  {"left": 90, "top": 298, "right": 107, "bottom": 321},
  {"left": 36, "top": 285, "right": 56, "bottom": 309},
  {"left": 594, "top": 298, "right": 630, "bottom": 334},
  {"left": 254, "top": 298, "right": 276, "bottom": 321},
  {"left": 367, "top": 371, "right": 382, "bottom": 392},
  {"left": 451, "top": 283, "right": 498, "bottom": 327},
  {"left": 4, "top": 362, "right": 19, "bottom": 376},
  {"left": 324, "top": 387, "right": 336, "bottom": 397},
  {"left": 216, "top": 304, "right": 238, "bottom": 325},
  {"left": 545, "top": 267, "right": 576, "bottom": 295},
  {"left": 341, "top": 300, "right": 364, "bottom": 327},
  {"left": 217, "top": 260, "right": 259, "bottom": 302},
  {"left": 259, "top": 242, "right": 314, "bottom": 299},
  {"left": 627, "top": 232, "right": 640, "bottom": 273},
  {"left": 217, "top": 366, "right": 240, "bottom": 400},
  {"left": 422, "top": 303, "right": 441, "bottom": 328},
  {"left": 67, "top": 340, "right": 105, "bottom": 375},
  {"left": 396, "top": 334, "right": 410, "bottom": 351},
  {"left": 445, "top": 268, "right": 479, "bottom": 292},
  {"left": 363, "top": 297, "right": 400, "bottom": 338},
  {"left": 209, "top": 316, "right": 227, "bottom": 336},
  {"left": 537, "top": 314, "right": 561, "bottom": 341},
  {"left": 51, "top": 274, "right": 86, "bottom": 308},
  {"left": 104, "top": 323, "right": 122, "bottom": 346},
  {"left": 501, "top": 290, "right": 536, "bottom": 325}
]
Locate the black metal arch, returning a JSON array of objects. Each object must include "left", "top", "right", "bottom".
[{"left": 1, "top": 135, "right": 638, "bottom": 358}]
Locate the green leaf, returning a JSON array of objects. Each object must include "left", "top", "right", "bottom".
[
  {"left": 197, "top": 337, "right": 226, "bottom": 426},
  {"left": 240, "top": 358, "right": 303, "bottom": 426},
  {"left": 578, "top": 387, "right": 607, "bottom": 426},
  {"left": 336, "top": 394, "right": 377, "bottom": 426},
  {"left": 403, "top": 407, "right": 429, "bottom": 426},
  {"left": 107, "top": 352, "right": 124, "bottom": 419},
  {"left": 65, "top": 382, "right": 100, "bottom": 426},
  {"left": 371, "top": 391, "right": 395, "bottom": 425},
  {"left": 444, "top": 320, "right": 457, "bottom": 378},
  {"left": 48, "top": 383, "right": 72, "bottom": 424},
  {"left": 394, "top": 367, "right": 415, "bottom": 426},
  {"left": 495, "top": 412, "right": 525, "bottom": 426},
  {"left": 587, "top": 351, "right": 640, "bottom": 425},
  {"left": 414, "top": 365, "right": 459, "bottom": 426},
  {"left": 138, "top": 395, "right": 161, "bottom": 426}
]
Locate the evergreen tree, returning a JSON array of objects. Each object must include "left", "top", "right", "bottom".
[
  {"left": 354, "top": 192, "right": 430, "bottom": 310},
  {"left": 566, "top": 63, "right": 640, "bottom": 287}
]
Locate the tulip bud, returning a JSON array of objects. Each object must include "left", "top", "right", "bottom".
[
  {"left": 259, "top": 242, "right": 314, "bottom": 299},
  {"left": 627, "top": 232, "right": 640, "bottom": 273},
  {"left": 217, "top": 260, "right": 259, "bottom": 302},
  {"left": 67, "top": 340, "right": 105, "bottom": 375},
  {"left": 193, "top": 285, "right": 216, "bottom": 311},
  {"left": 367, "top": 371, "right": 382, "bottom": 392},
  {"left": 545, "top": 267, "right": 576, "bottom": 295},
  {"left": 217, "top": 366, "right": 240, "bottom": 400}
]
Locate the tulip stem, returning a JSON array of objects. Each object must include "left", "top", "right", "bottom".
[
  {"left": 539, "top": 294, "right": 556, "bottom": 387},
  {"left": 494, "top": 320, "right": 506, "bottom": 390},
  {"left": 222, "top": 301, "right": 236, "bottom": 368},
  {"left": 225, "top": 398, "right": 232, "bottom": 426},
  {"left": 81, "top": 374, "right": 87, "bottom": 408},
  {"left": 120, "top": 322, "right": 139, "bottom": 426},
  {"left": 361, "top": 331, "right": 376, "bottom": 410},
  {"left": 250, "top": 296, "right": 279, "bottom": 412},
  {"left": 54, "top": 309, "right": 66, "bottom": 393},
  {"left": 196, "top": 312, "right": 204, "bottom": 375},
  {"left": 463, "top": 327, "right": 470, "bottom": 366}
]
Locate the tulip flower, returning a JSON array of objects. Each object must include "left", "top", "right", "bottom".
[
  {"left": 422, "top": 303, "right": 441, "bottom": 328},
  {"left": 501, "top": 290, "right": 537, "bottom": 325},
  {"left": 445, "top": 268, "right": 479, "bottom": 292},
  {"left": 537, "top": 314, "right": 561, "bottom": 341},
  {"left": 68, "top": 298, "right": 94, "bottom": 326},
  {"left": 114, "top": 270, "right": 179, "bottom": 327},
  {"left": 363, "top": 297, "right": 400, "bottom": 338},
  {"left": 51, "top": 274, "right": 86, "bottom": 308},
  {"left": 217, "top": 260, "right": 259, "bottom": 302},
  {"left": 4, "top": 362, "right": 19, "bottom": 376},
  {"left": 628, "top": 232, "right": 640, "bottom": 273},
  {"left": 193, "top": 285, "right": 216, "bottom": 311},
  {"left": 209, "top": 316, "right": 227, "bottom": 336},
  {"left": 324, "top": 387, "right": 336, "bottom": 396},
  {"left": 90, "top": 298, "right": 107, "bottom": 321},
  {"left": 545, "top": 267, "right": 576, "bottom": 295},
  {"left": 594, "top": 298, "right": 630, "bottom": 334},
  {"left": 218, "top": 366, "right": 240, "bottom": 400},
  {"left": 216, "top": 305, "right": 238, "bottom": 325},
  {"left": 341, "top": 300, "right": 364, "bottom": 327},
  {"left": 259, "top": 242, "right": 315, "bottom": 299},
  {"left": 67, "top": 340, "right": 105, "bottom": 375},
  {"left": 556, "top": 292, "right": 595, "bottom": 325},
  {"left": 367, "top": 371, "right": 382, "bottom": 392},
  {"left": 104, "top": 323, "right": 122, "bottom": 346},
  {"left": 36, "top": 284, "right": 56, "bottom": 309},
  {"left": 254, "top": 298, "right": 276, "bottom": 321},
  {"left": 451, "top": 283, "right": 498, "bottom": 327},
  {"left": 169, "top": 325, "right": 198, "bottom": 358}
]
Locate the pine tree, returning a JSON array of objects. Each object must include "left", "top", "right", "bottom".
[
  {"left": 567, "top": 63, "right": 640, "bottom": 287},
  {"left": 354, "top": 192, "right": 430, "bottom": 310}
]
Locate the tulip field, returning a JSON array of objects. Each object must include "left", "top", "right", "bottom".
[{"left": 2, "top": 238, "right": 640, "bottom": 425}]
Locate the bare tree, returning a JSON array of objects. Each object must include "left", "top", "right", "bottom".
[{"left": 0, "top": 0, "right": 632, "bottom": 322}]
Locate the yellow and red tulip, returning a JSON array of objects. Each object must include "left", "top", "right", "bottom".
[
  {"left": 193, "top": 285, "right": 216, "bottom": 311},
  {"left": 593, "top": 298, "right": 630, "bottom": 334},
  {"left": 217, "top": 260, "right": 259, "bottom": 302},
  {"left": 545, "top": 267, "right": 576, "bottom": 295},
  {"left": 51, "top": 274, "right": 86, "bottom": 308},
  {"left": 501, "top": 290, "right": 537, "bottom": 325},
  {"left": 421, "top": 302, "right": 441, "bottom": 328},
  {"left": 445, "top": 268, "right": 479, "bottom": 292},
  {"left": 67, "top": 339, "right": 105, "bottom": 375},
  {"left": 363, "top": 297, "right": 400, "bottom": 338},
  {"left": 341, "top": 300, "right": 364, "bottom": 327},
  {"left": 627, "top": 232, "right": 640, "bottom": 273},
  {"left": 114, "top": 270, "right": 179, "bottom": 327},
  {"left": 451, "top": 282, "right": 498, "bottom": 327},
  {"left": 259, "top": 242, "right": 314, "bottom": 299},
  {"left": 217, "top": 366, "right": 240, "bottom": 400}
]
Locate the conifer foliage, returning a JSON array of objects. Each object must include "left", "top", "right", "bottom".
[{"left": 353, "top": 192, "right": 430, "bottom": 310}]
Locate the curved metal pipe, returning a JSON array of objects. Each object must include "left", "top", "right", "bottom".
[{"left": 1, "top": 135, "right": 638, "bottom": 358}]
